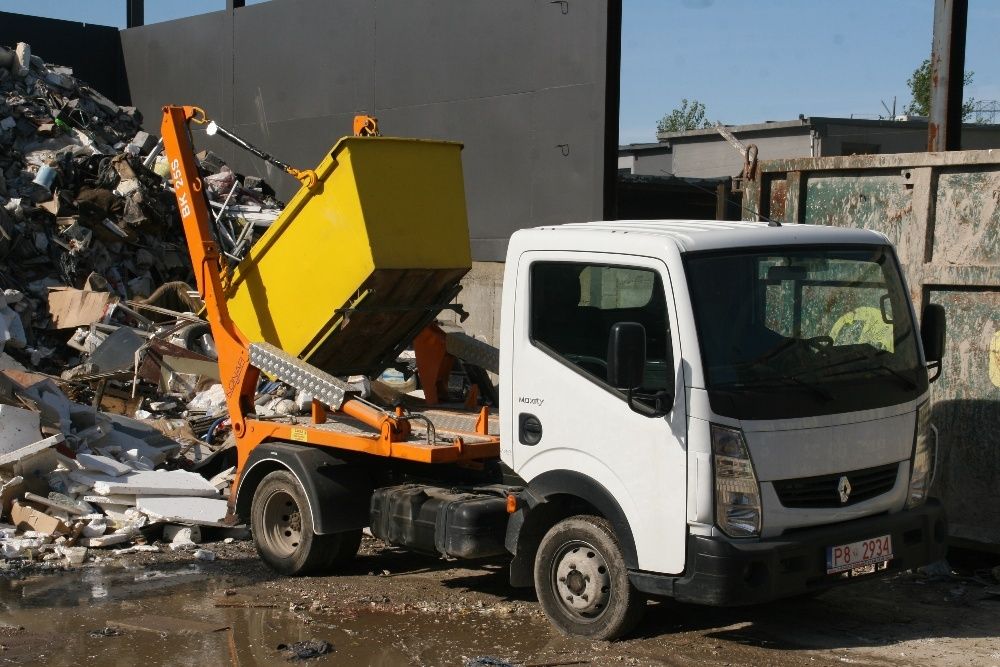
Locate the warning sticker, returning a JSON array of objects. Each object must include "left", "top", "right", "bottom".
[{"left": 290, "top": 428, "right": 308, "bottom": 442}]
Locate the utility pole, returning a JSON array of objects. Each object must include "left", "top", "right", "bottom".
[{"left": 928, "top": 0, "right": 968, "bottom": 151}]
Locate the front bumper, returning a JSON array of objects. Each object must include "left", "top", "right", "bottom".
[{"left": 630, "top": 500, "right": 946, "bottom": 606}]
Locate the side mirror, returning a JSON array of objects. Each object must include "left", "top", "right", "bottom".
[
  {"left": 921, "top": 304, "right": 946, "bottom": 363},
  {"left": 607, "top": 322, "right": 646, "bottom": 389},
  {"left": 921, "top": 304, "right": 945, "bottom": 383}
]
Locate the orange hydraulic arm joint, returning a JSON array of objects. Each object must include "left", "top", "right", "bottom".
[{"left": 160, "top": 106, "right": 259, "bottom": 442}]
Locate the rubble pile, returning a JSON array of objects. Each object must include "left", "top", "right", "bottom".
[
  {"left": 0, "top": 368, "right": 239, "bottom": 565},
  {"left": 0, "top": 42, "right": 290, "bottom": 567},
  {"left": 0, "top": 41, "right": 281, "bottom": 382}
]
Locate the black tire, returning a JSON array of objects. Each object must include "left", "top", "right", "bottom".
[
  {"left": 250, "top": 470, "right": 355, "bottom": 576},
  {"left": 534, "top": 515, "right": 646, "bottom": 641}
]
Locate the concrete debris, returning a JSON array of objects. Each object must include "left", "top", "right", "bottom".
[
  {"left": 193, "top": 548, "right": 215, "bottom": 561},
  {"left": 22, "top": 490, "right": 91, "bottom": 515},
  {"left": 55, "top": 544, "right": 87, "bottom": 564}
]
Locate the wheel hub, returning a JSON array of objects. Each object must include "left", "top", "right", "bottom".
[
  {"left": 261, "top": 490, "right": 302, "bottom": 557},
  {"left": 553, "top": 540, "right": 612, "bottom": 617}
]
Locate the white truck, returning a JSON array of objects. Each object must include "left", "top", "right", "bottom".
[
  {"left": 482, "top": 220, "right": 946, "bottom": 638},
  {"left": 366, "top": 219, "right": 946, "bottom": 639}
]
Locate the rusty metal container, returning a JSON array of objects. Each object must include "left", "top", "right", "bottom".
[{"left": 744, "top": 148, "right": 1000, "bottom": 550}]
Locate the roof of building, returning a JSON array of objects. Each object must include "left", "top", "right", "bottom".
[
  {"left": 618, "top": 142, "right": 671, "bottom": 153},
  {"left": 536, "top": 219, "right": 888, "bottom": 253},
  {"left": 654, "top": 116, "right": 1000, "bottom": 142}
]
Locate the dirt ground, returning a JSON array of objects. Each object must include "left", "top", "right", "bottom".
[{"left": 0, "top": 536, "right": 997, "bottom": 666}]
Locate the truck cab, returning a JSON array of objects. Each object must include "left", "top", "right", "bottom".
[{"left": 500, "top": 220, "right": 946, "bottom": 638}]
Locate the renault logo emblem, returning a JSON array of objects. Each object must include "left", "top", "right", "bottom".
[{"left": 837, "top": 476, "right": 852, "bottom": 504}]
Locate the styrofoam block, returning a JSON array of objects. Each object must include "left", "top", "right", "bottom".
[
  {"left": 91, "top": 429, "right": 170, "bottom": 466},
  {"left": 78, "top": 533, "right": 131, "bottom": 548},
  {"left": 137, "top": 495, "right": 229, "bottom": 526},
  {"left": 0, "top": 434, "right": 64, "bottom": 466},
  {"left": 0, "top": 405, "right": 41, "bottom": 455},
  {"left": 76, "top": 453, "right": 133, "bottom": 477},
  {"left": 69, "top": 469, "right": 124, "bottom": 490},
  {"left": 92, "top": 470, "right": 219, "bottom": 497}
]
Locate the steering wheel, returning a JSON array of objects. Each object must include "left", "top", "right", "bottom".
[
  {"left": 564, "top": 353, "right": 608, "bottom": 377},
  {"left": 805, "top": 335, "right": 834, "bottom": 353}
]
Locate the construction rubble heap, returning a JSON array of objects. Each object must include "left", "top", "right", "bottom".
[{"left": 0, "top": 42, "right": 289, "bottom": 566}]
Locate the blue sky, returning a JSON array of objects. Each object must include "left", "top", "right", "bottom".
[{"left": 2, "top": 0, "right": 997, "bottom": 144}]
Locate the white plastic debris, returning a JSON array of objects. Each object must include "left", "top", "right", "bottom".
[
  {"left": 186, "top": 384, "right": 227, "bottom": 415},
  {"left": 163, "top": 524, "right": 201, "bottom": 545},
  {"left": 1, "top": 537, "right": 45, "bottom": 558},
  {"left": 81, "top": 516, "right": 108, "bottom": 538}
]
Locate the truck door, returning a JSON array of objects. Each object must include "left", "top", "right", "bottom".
[{"left": 509, "top": 252, "right": 687, "bottom": 575}]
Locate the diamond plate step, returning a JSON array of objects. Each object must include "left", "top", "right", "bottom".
[
  {"left": 249, "top": 342, "right": 349, "bottom": 410},
  {"left": 445, "top": 332, "right": 499, "bottom": 374}
]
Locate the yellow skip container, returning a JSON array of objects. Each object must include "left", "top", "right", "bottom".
[{"left": 223, "top": 137, "right": 471, "bottom": 376}]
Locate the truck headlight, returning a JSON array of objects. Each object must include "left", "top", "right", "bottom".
[
  {"left": 906, "top": 401, "right": 936, "bottom": 508},
  {"left": 712, "top": 424, "right": 761, "bottom": 538}
]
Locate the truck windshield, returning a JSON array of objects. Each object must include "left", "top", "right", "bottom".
[{"left": 684, "top": 245, "right": 926, "bottom": 420}]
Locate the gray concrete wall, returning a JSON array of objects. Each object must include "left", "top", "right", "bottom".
[
  {"left": 440, "top": 261, "right": 505, "bottom": 347},
  {"left": 120, "top": 0, "right": 618, "bottom": 262},
  {"left": 630, "top": 149, "right": 673, "bottom": 177},
  {"left": 670, "top": 131, "right": 812, "bottom": 179}
]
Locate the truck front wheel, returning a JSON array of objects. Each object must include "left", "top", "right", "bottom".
[
  {"left": 534, "top": 515, "right": 646, "bottom": 640},
  {"left": 251, "top": 470, "right": 361, "bottom": 575}
]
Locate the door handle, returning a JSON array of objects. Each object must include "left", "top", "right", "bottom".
[{"left": 518, "top": 413, "right": 543, "bottom": 445}]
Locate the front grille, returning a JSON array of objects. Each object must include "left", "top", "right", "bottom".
[{"left": 773, "top": 462, "right": 900, "bottom": 509}]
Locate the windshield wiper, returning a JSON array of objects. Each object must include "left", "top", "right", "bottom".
[
  {"left": 780, "top": 374, "right": 834, "bottom": 401},
  {"left": 714, "top": 373, "right": 833, "bottom": 402},
  {"left": 824, "top": 363, "right": 917, "bottom": 390}
]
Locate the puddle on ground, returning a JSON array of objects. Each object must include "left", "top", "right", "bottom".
[{"left": 0, "top": 564, "right": 553, "bottom": 666}]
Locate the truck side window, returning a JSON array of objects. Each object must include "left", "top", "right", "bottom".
[{"left": 530, "top": 262, "right": 672, "bottom": 390}]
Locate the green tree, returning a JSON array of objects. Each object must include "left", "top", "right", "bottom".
[
  {"left": 656, "top": 98, "right": 713, "bottom": 134},
  {"left": 905, "top": 58, "right": 976, "bottom": 120}
]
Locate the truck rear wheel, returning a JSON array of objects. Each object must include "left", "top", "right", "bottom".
[
  {"left": 534, "top": 515, "right": 646, "bottom": 640},
  {"left": 251, "top": 470, "right": 360, "bottom": 575}
]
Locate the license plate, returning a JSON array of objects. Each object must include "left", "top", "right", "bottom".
[{"left": 826, "top": 534, "right": 893, "bottom": 574}]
